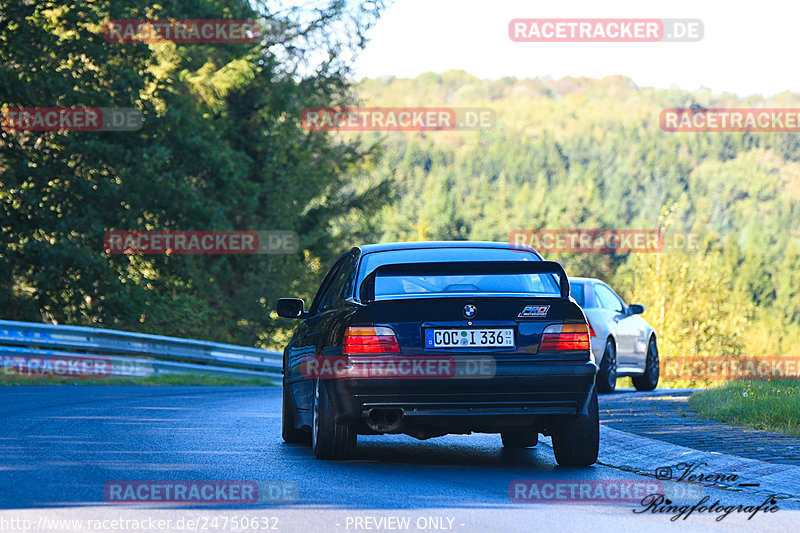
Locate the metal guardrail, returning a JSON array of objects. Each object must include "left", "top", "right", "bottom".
[{"left": 0, "top": 319, "right": 282, "bottom": 381}]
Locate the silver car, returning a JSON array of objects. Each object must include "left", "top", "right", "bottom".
[{"left": 569, "top": 277, "right": 659, "bottom": 393}]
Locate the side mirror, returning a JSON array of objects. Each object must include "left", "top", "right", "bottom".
[
  {"left": 277, "top": 298, "right": 307, "bottom": 319},
  {"left": 627, "top": 303, "right": 645, "bottom": 315}
]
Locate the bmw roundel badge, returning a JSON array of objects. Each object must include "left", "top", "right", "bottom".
[{"left": 463, "top": 304, "right": 477, "bottom": 318}]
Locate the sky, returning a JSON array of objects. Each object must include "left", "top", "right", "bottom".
[{"left": 352, "top": 0, "right": 798, "bottom": 98}]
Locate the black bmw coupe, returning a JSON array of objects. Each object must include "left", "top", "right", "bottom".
[{"left": 277, "top": 241, "right": 598, "bottom": 466}]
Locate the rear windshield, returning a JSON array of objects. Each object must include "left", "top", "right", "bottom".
[
  {"left": 358, "top": 247, "right": 538, "bottom": 278},
  {"left": 358, "top": 247, "right": 562, "bottom": 300},
  {"left": 374, "top": 272, "right": 561, "bottom": 299},
  {"left": 570, "top": 283, "right": 585, "bottom": 306}
]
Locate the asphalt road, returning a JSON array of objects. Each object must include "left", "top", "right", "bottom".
[{"left": 0, "top": 386, "right": 797, "bottom": 533}]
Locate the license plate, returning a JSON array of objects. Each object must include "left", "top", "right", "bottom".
[{"left": 425, "top": 328, "right": 514, "bottom": 348}]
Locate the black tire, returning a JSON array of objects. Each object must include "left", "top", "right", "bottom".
[
  {"left": 552, "top": 389, "right": 599, "bottom": 467},
  {"left": 282, "top": 379, "right": 309, "bottom": 444},
  {"left": 632, "top": 337, "right": 659, "bottom": 391},
  {"left": 595, "top": 339, "right": 617, "bottom": 394},
  {"left": 501, "top": 429, "right": 538, "bottom": 448},
  {"left": 312, "top": 379, "right": 356, "bottom": 459}
]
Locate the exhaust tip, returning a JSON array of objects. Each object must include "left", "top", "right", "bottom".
[{"left": 365, "top": 408, "right": 404, "bottom": 432}]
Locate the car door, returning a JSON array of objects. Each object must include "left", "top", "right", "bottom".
[
  {"left": 288, "top": 255, "right": 354, "bottom": 414},
  {"left": 314, "top": 254, "right": 358, "bottom": 357},
  {"left": 628, "top": 313, "right": 651, "bottom": 365},
  {"left": 605, "top": 286, "right": 650, "bottom": 367},
  {"left": 593, "top": 283, "right": 638, "bottom": 365}
]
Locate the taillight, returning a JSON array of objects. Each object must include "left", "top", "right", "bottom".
[
  {"left": 539, "top": 323, "right": 591, "bottom": 352},
  {"left": 587, "top": 321, "right": 596, "bottom": 337},
  {"left": 343, "top": 326, "right": 401, "bottom": 355}
]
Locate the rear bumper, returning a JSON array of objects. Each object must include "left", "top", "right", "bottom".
[{"left": 327, "top": 360, "right": 597, "bottom": 427}]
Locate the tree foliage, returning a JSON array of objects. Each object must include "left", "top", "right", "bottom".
[
  {"left": 356, "top": 73, "right": 800, "bottom": 361},
  {"left": 0, "top": 0, "right": 387, "bottom": 346}
]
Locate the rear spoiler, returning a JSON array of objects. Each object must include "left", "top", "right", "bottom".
[{"left": 359, "top": 261, "right": 570, "bottom": 302}]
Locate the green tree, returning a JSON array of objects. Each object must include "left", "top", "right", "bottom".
[{"left": 0, "top": 0, "right": 386, "bottom": 346}]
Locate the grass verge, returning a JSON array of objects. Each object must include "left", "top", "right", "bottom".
[
  {"left": 689, "top": 380, "right": 800, "bottom": 437},
  {"left": 0, "top": 373, "right": 276, "bottom": 386}
]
